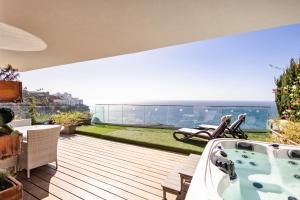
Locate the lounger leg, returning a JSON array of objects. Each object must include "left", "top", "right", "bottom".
[
  {"left": 162, "top": 188, "right": 167, "bottom": 200},
  {"left": 55, "top": 160, "right": 58, "bottom": 169},
  {"left": 27, "top": 169, "right": 30, "bottom": 179},
  {"left": 180, "top": 176, "right": 184, "bottom": 194},
  {"left": 182, "top": 136, "right": 190, "bottom": 142}
]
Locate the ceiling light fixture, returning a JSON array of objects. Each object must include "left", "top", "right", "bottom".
[{"left": 0, "top": 23, "right": 47, "bottom": 51}]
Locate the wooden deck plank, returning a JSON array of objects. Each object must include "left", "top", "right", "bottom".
[
  {"left": 53, "top": 160, "right": 162, "bottom": 200},
  {"left": 18, "top": 176, "right": 60, "bottom": 200},
  {"left": 56, "top": 157, "right": 162, "bottom": 196},
  {"left": 58, "top": 145, "right": 168, "bottom": 178},
  {"left": 20, "top": 173, "right": 82, "bottom": 200},
  {"left": 44, "top": 164, "right": 143, "bottom": 200},
  {"left": 61, "top": 135, "right": 184, "bottom": 161},
  {"left": 30, "top": 169, "right": 107, "bottom": 200},
  {"left": 57, "top": 150, "right": 164, "bottom": 184},
  {"left": 23, "top": 190, "right": 39, "bottom": 200},
  {"left": 59, "top": 141, "right": 179, "bottom": 171},
  {"left": 59, "top": 142, "right": 173, "bottom": 174},
  {"left": 60, "top": 137, "right": 183, "bottom": 165},
  {"left": 59, "top": 139, "right": 180, "bottom": 168},
  {"left": 69, "top": 135, "right": 186, "bottom": 161},
  {"left": 47, "top": 163, "right": 151, "bottom": 200},
  {"left": 18, "top": 134, "right": 186, "bottom": 200}
]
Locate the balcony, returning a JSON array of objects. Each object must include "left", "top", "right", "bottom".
[{"left": 18, "top": 134, "right": 187, "bottom": 200}]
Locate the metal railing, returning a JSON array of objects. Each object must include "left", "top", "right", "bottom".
[{"left": 93, "top": 104, "right": 274, "bottom": 130}]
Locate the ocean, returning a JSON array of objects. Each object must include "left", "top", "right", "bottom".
[{"left": 93, "top": 100, "right": 277, "bottom": 130}]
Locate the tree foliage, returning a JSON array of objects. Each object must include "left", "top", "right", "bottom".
[
  {"left": 0, "top": 64, "right": 19, "bottom": 81},
  {"left": 28, "top": 97, "right": 38, "bottom": 124},
  {"left": 274, "top": 58, "right": 300, "bottom": 121}
]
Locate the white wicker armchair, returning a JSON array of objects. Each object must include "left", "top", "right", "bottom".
[{"left": 20, "top": 125, "right": 61, "bottom": 178}]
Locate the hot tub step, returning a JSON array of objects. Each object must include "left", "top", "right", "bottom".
[{"left": 161, "top": 154, "right": 201, "bottom": 200}]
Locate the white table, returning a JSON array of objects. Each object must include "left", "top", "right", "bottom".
[{"left": 14, "top": 125, "right": 61, "bottom": 141}]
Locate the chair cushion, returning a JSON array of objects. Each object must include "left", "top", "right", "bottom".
[
  {"left": 178, "top": 128, "right": 200, "bottom": 134},
  {"left": 198, "top": 124, "right": 218, "bottom": 129}
]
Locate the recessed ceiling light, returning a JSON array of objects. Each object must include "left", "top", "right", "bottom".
[{"left": 0, "top": 23, "right": 47, "bottom": 51}]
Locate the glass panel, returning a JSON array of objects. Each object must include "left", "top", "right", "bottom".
[
  {"left": 218, "top": 107, "right": 270, "bottom": 130},
  {"left": 107, "top": 105, "right": 122, "bottom": 124},
  {"left": 167, "top": 106, "right": 194, "bottom": 128},
  {"left": 123, "top": 105, "right": 145, "bottom": 125},
  {"left": 145, "top": 106, "right": 168, "bottom": 125},
  {"left": 93, "top": 105, "right": 105, "bottom": 123},
  {"left": 193, "top": 106, "right": 223, "bottom": 126}
]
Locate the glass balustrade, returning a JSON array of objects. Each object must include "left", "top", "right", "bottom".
[{"left": 93, "top": 104, "right": 274, "bottom": 130}]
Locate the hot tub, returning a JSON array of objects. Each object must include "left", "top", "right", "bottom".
[{"left": 185, "top": 139, "right": 300, "bottom": 200}]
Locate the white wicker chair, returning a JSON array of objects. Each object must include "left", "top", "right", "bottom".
[{"left": 20, "top": 125, "right": 61, "bottom": 178}]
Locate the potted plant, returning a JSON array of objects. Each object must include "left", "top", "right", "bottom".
[
  {"left": 77, "top": 112, "right": 92, "bottom": 126},
  {"left": 51, "top": 112, "right": 84, "bottom": 134},
  {"left": 0, "top": 172, "right": 23, "bottom": 200},
  {"left": 0, "top": 108, "right": 22, "bottom": 200},
  {"left": 0, "top": 65, "right": 22, "bottom": 103},
  {"left": 0, "top": 108, "right": 22, "bottom": 159}
]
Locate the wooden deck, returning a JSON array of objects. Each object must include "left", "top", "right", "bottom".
[{"left": 18, "top": 134, "right": 187, "bottom": 200}]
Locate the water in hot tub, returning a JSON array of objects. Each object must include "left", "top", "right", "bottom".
[{"left": 222, "top": 149, "right": 300, "bottom": 200}]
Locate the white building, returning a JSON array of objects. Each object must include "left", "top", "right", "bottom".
[{"left": 54, "top": 92, "right": 83, "bottom": 106}]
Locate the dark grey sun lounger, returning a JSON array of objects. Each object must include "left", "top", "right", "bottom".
[
  {"left": 197, "top": 115, "right": 229, "bottom": 130},
  {"left": 198, "top": 113, "right": 247, "bottom": 139},
  {"left": 227, "top": 113, "right": 247, "bottom": 139},
  {"left": 173, "top": 115, "right": 231, "bottom": 142}
]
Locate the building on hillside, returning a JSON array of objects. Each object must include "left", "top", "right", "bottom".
[
  {"left": 53, "top": 92, "right": 84, "bottom": 106},
  {"left": 22, "top": 90, "right": 85, "bottom": 107},
  {"left": 22, "top": 90, "right": 57, "bottom": 106}
]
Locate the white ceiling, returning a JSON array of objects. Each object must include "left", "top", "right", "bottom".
[{"left": 1, "top": 0, "right": 300, "bottom": 71}]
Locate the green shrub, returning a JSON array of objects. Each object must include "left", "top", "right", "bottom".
[
  {"left": 80, "top": 112, "right": 91, "bottom": 119},
  {"left": 282, "top": 121, "right": 300, "bottom": 143},
  {"left": 28, "top": 97, "right": 37, "bottom": 124},
  {"left": 33, "top": 113, "right": 51, "bottom": 123},
  {"left": 51, "top": 112, "right": 89, "bottom": 126},
  {"left": 271, "top": 120, "right": 300, "bottom": 144}
]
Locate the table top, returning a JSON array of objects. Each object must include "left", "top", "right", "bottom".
[
  {"left": 14, "top": 125, "right": 61, "bottom": 140},
  {"left": 14, "top": 125, "right": 61, "bottom": 132}
]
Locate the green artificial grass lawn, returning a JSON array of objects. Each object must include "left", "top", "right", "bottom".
[{"left": 76, "top": 124, "right": 270, "bottom": 155}]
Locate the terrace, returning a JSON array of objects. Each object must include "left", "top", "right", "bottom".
[
  {"left": 18, "top": 127, "right": 267, "bottom": 200},
  {"left": 18, "top": 134, "right": 187, "bottom": 200},
  {"left": 1, "top": 1, "right": 300, "bottom": 200}
]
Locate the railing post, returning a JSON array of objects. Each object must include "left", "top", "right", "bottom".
[
  {"left": 166, "top": 106, "right": 169, "bottom": 125},
  {"left": 143, "top": 105, "right": 146, "bottom": 125},
  {"left": 107, "top": 104, "right": 109, "bottom": 123},
  {"left": 122, "top": 104, "right": 124, "bottom": 125}
]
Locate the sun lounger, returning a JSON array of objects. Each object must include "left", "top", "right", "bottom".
[
  {"left": 197, "top": 115, "right": 230, "bottom": 130},
  {"left": 198, "top": 113, "right": 247, "bottom": 139},
  {"left": 173, "top": 115, "right": 231, "bottom": 141},
  {"left": 227, "top": 114, "right": 247, "bottom": 139}
]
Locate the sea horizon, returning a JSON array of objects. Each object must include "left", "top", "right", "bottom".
[{"left": 95, "top": 99, "right": 276, "bottom": 107}]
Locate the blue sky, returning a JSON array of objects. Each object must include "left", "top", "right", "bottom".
[{"left": 20, "top": 23, "right": 300, "bottom": 107}]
